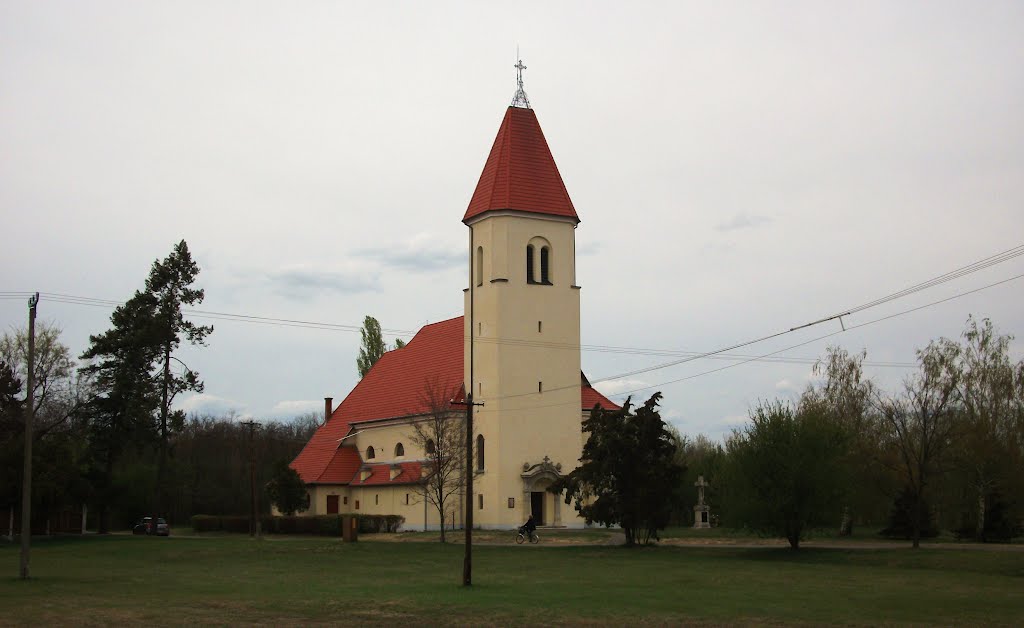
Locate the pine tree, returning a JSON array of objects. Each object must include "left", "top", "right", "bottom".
[{"left": 80, "top": 240, "right": 211, "bottom": 532}]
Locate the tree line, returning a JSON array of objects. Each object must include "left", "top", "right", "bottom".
[
  {"left": 3, "top": 240, "right": 1021, "bottom": 545},
  {"left": 557, "top": 316, "right": 1023, "bottom": 548},
  {"left": 0, "top": 241, "right": 319, "bottom": 533}
]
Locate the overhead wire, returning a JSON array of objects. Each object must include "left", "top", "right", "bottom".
[
  {"left": 4, "top": 243, "right": 1021, "bottom": 404},
  {"left": 0, "top": 289, "right": 919, "bottom": 366},
  {"left": 483, "top": 255, "right": 1024, "bottom": 404},
  {"left": 605, "top": 271, "right": 1024, "bottom": 399}
]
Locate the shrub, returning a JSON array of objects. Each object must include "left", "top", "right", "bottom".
[
  {"left": 190, "top": 513, "right": 405, "bottom": 535},
  {"left": 880, "top": 488, "right": 938, "bottom": 540},
  {"left": 190, "top": 515, "right": 221, "bottom": 532}
]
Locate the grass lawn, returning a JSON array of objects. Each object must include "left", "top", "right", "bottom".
[{"left": 2, "top": 533, "right": 1022, "bottom": 626}]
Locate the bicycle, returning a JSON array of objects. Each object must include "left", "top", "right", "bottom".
[{"left": 515, "top": 526, "right": 539, "bottom": 544}]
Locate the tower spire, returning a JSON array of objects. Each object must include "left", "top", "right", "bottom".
[{"left": 510, "top": 56, "right": 531, "bottom": 109}]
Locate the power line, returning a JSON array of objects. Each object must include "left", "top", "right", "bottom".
[
  {"left": 487, "top": 267, "right": 1024, "bottom": 404},
  {"left": 605, "top": 271, "right": 1024, "bottom": 399},
  {"left": 3, "top": 241, "right": 1021, "bottom": 354}
]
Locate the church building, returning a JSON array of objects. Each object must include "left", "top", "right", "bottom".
[{"left": 289, "top": 69, "right": 617, "bottom": 529}]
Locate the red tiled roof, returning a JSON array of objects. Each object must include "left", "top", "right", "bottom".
[
  {"left": 317, "top": 446, "right": 362, "bottom": 484},
  {"left": 463, "top": 107, "right": 579, "bottom": 224},
  {"left": 291, "top": 315, "right": 619, "bottom": 484},
  {"left": 290, "top": 318, "right": 464, "bottom": 484},
  {"left": 582, "top": 384, "right": 619, "bottom": 412},
  {"left": 352, "top": 461, "right": 425, "bottom": 486}
]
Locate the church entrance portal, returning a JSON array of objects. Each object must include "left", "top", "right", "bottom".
[
  {"left": 530, "top": 492, "right": 545, "bottom": 525},
  {"left": 522, "top": 456, "right": 564, "bottom": 527}
]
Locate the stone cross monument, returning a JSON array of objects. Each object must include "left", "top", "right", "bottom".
[{"left": 693, "top": 475, "right": 711, "bottom": 529}]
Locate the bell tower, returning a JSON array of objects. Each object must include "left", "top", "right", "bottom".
[{"left": 462, "top": 63, "right": 585, "bottom": 528}]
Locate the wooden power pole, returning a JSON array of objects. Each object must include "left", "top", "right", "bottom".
[
  {"left": 19, "top": 292, "right": 38, "bottom": 580},
  {"left": 241, "top": 420, "right": 258, "bottom": 537}
]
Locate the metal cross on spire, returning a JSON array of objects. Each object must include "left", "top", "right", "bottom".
[{"left": 511, "top": 56, "right": 531, "bottom": 109}]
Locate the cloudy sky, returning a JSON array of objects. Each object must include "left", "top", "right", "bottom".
[{"left": 2, "top": 1, "right": 1022, "bottom": 441}]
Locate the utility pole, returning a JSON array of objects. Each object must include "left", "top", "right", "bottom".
[
  {"left": 454, "top": 224, "right": 485, "bottom": 586},
  {"left": 241, "top": 420, "right": 258, "bottom": 537},
  {"left": 19, "top": 292, "right": 38, "bottom": 580},
  {"left": 452, "top": 394, "right": 483, "bottom": 585}
]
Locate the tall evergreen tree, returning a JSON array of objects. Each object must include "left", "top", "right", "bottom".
[
  {"left": 145, "top": 240, "right": 212, "bottom": 531},
  {"left": 80, "top": 240, "right": 211, "bottom": 532},
  {"left": 553, "top": 393, "right": 686, "bottom": 546},
  {"left": 80, "top": 291, "right": 162, "bottom": 532}
]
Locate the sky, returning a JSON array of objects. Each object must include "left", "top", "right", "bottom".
[{"left": 2, "top": 1, "right": 1023, "bottom": 442}]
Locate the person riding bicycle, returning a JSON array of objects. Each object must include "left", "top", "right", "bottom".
[{"left": 521, "top": 514, "right": 537, "bottom": 536}]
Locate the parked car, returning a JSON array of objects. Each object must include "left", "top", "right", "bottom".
[{"left": 133, "top": 516, "right": 170, "bottom": 536}]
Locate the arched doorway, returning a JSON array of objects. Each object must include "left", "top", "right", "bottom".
[{"left": 520, "top": 456, "right": 564, "bottom": 526}]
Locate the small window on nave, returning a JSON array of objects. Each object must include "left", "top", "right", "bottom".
[
  {"left": 426, "top": 439, "right": 435, "bottom": 455},
  {"left": 366, "top": 446, "right": 375, "bottom": 460},
  {"left": 395, "top": 442, "right": 405, "bottom": 458}
]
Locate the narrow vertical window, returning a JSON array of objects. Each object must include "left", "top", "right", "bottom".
[
  {"left": 405, "top": 493, "right": 410, "bottom": 505},
  {"left": 375, "top": 494, "right": 379, "bottom": 506},
  {"left": 476, "top": 434, "right": 485, "bottom": 471},
  {"left": 478, "top": 494, "right": 484, "bottom": 510},
  {"left": 343, "top": 496, "right": 348, "bottom": 505},
  {"left": 355, "top": 500, "right": 360, "bottom": 510},
  {"left": 526, "top": 244, "right": 535, "bottom": 283},
  {"left": 538, "top": 381, "right": 543, "bottom": 393},
  {"left": 478, "top": 382, "right": 482, "bottom": 395},
  {"left": 476, "top": 246, "right": 484, "bottom": 287},
  {"left": 478, "top": 322, "right": 481, "bottom": 335},
  {"left": 538, "top": 321, "right": 542, "bottom": 333},
  {"left": 540, "top": 246, "right": 550, "bottom": 284}
]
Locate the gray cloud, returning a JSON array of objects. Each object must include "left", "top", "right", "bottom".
[
  {"left": 358, "top": 232, "right": 464, "bottom": 272},
  {"left": 715, "top": 213, "right": 773, "bottom": 232},
  {"left": 177, "top": 393, "right": 250, "bottom": 419},
  {"left": 267, "top": 267, "right": 380, "bottom": 298}
]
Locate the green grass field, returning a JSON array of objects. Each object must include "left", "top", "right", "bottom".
[{"left": 2, "top": 532, "right": 1022, "bottom": 626}]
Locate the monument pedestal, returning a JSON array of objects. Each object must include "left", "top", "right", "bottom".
[
  {"left": 693, "top": 504, "right": 710, "bottom": 529},
  {"left": 693, "top": 475, "right": 711, "bottom": 528}
]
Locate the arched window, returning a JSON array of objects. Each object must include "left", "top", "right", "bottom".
[
  {"left": 476, "top": 246, "right": 484, "bottom": 287},
  {"left": 476, "top": 434, "right": 485, "bottom": 471},
  {"left": 425, "top": 439, "right": 435, "bottom": 455},
  {"left": 527, "top": 237, "right": 552, "bottom": 285},
  {"left": 395, "top": 442, "right": 405, "bottom": 458},
  {"left": 366, "top": 446, "right": 375, "bottom": 460}
]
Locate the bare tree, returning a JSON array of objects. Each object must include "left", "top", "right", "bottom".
[
  {"left": 1, "top": 322, "right": 90, "bottom": 435},
  {"left": 407, "top": 379, "right": 466, "bottom": 542},
  {"left": 875, "top": 338, "right": 962, "bottom": 548}
]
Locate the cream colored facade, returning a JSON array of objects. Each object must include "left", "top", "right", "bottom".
[
  {"left": 289, "top": 209, "right": 592, "bottom": 530},
  {"left": 290, "top": 421, "right": 464, "bottom": 531},
  {"left": 463, "top": 211, "right": 587, "bottom": 529}
]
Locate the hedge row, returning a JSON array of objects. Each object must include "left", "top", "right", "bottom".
[{"left": 190, "top": 514, "right": 405, "bottom": 535}]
